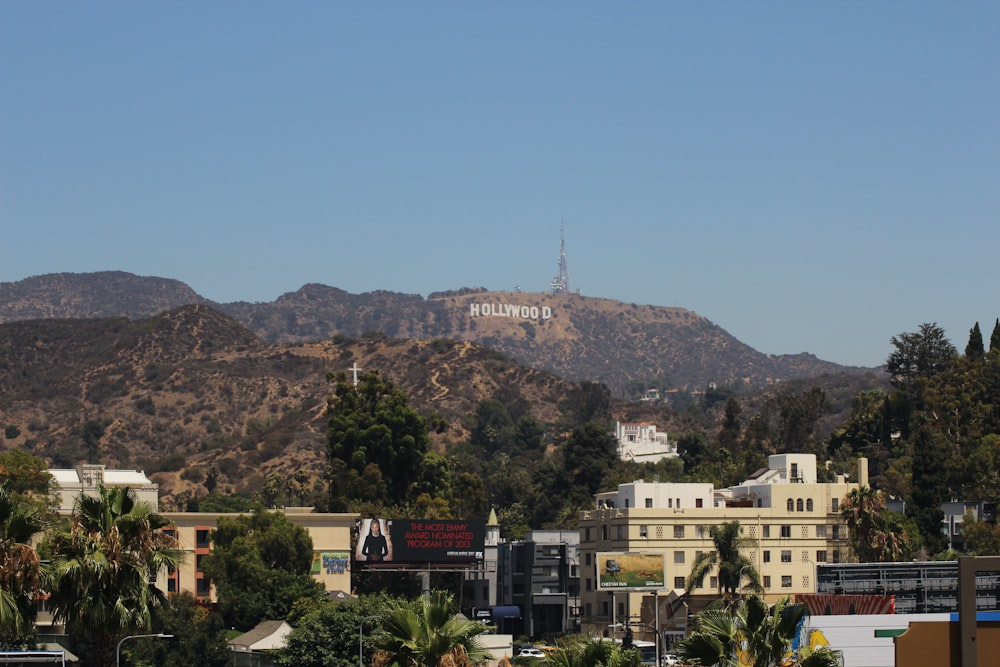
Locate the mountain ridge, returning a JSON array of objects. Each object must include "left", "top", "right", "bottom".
[{"left": 0, "top": 271, "right": 876, "bottom": 395}]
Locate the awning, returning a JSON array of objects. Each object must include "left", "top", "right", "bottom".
[{"left": 491, "top": 605, "right": 522, "bottom": 619}]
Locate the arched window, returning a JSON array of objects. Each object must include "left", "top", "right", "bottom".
[
  {"left": 787, "top": 499, "right": 794, "bottom": 512},
  {"left": 806, "top": 498, "right": 814, "bottom": 512},
  {"left": 797, "top": 498, "right": 804, "bottom": 512}
]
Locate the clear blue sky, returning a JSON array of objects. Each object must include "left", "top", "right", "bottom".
[{"left": 2, "top": 3, "right": 997, "bottom": 369}]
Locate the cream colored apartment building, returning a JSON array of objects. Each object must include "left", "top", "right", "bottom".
[
  {"left": 578, "top": 454, "right": 865, "bottom": 639},
  {"left": 159, "top": 507, "right": 358, "bottom": 601},
  {"left": 47, "top": 466, "right": 358, "bottom": 603}
]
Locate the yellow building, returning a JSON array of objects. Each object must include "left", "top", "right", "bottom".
[
  {"left": 159, "top": 507, "right": 358, "bottom": 601},
  {"left": 578, "top": 454, "right": 865, "bottom": 642}
]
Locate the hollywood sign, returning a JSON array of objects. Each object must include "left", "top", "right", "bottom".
[{"left": 469, "top": 303, "right": 552, "bottom": 320}]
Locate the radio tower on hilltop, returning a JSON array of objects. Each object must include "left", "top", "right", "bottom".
[{"left": 549, "top": 221, "right": 571, "bottom": 294}]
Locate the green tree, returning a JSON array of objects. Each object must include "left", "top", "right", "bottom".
[
  {"left": 0, "top": 450, "right": 56, "bottom": 502},
  {"left": 908, "top": 425, "right": 950, "bottom": 555},
  {"left": 685, "top": 521, "right": 762, "bottom": 601},
  {"left": 371, "top": 590, "right": 489, "bottom": 667},
  {"left": 886, "top": 322, "right": 957, "bottom": 388},
  {"left": 840, "top": 486, "right": 913, "bottom": 562},
  {"left": 559, "top": 381, "right": 612, "bottom": 430},
  {"left": 991, "top": 318, "right": 1000, "bottom": 353},
  {"left": 277, "top": 593, "right": 395, "bottom": 667},
  {"left": 45, "top": 485, "right": 183, "bottom": 667},
  {"left": 677, "top": 595, "right": 841, "bottom": 667},
  {"left": 961, "top": 511, "right": 1000, "bottom": 555},
  {"left": 201, "top": 510, "right": 324, "bottom": 630},
  {"left": 0, "top": 484, "right": 50, "bottom": 647},
  {"left": 124, "top": 592, "right": 231, "bottom": 667},
  {"left": 327, "top": 371, "right": 433, "bottom": 511},
  {"left": 561, "top": 422, "right": 619, "bottom": 507},
  {"left": 966, "top": 322, "right": 985, "bottom": 362}
]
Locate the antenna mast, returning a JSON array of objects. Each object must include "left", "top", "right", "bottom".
[{"left": 549, "top": 221, "right": 570, "bottom": 294}]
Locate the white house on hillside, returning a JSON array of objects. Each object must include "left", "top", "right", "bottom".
[{"left": 612, "top": 421, "right": 679, "bottom": 464}]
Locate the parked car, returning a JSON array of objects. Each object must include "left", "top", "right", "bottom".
[
  {"left": 661, "top": 654, "right": 680, "bottom": 666},
  {"left": 518, "top": 648, "right": 546, "bottom": 658}
]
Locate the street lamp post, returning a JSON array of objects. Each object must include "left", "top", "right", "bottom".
[
  {"left": 359, "top": 615, "right": 381, "bottom": 667},
  {"left": 116, "top": 633, "right": 173, "bottom": 667}
]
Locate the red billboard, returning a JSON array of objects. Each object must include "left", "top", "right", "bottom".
[{"left": 355, "top": 518, "right": 485, "bottom": 565}]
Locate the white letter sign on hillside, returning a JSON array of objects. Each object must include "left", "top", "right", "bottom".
[{"left": 469, "top": 302, "right": 552, "bottom": 320}]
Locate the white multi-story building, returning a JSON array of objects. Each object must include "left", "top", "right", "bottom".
[
  {"left": 48, "top": 464, "right": 160, "bottom": 512},
  {"left": 578, "top": 454, "right": 864, "bottom": 642}
]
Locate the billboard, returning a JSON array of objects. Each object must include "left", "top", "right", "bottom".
[
  {"left": 312, "top": 552, "right": 350, "bottom": 576},
  {"left": 596, "top": 552, "right": 666, "bottom": 590},
  {"left": 355, "top": 519, "right": 485, "bottom": 565}
]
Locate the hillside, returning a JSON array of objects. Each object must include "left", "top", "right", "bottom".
[
  {"left": 0, "top": 306, "right": 597, "bottom": 505},
  {"left": 0, "top": 272, "right": 877, "bottom": 394}
]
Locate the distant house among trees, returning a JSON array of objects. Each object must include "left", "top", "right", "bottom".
[{"left": 612, "top": 421, "right": 679, "bottom": 463}]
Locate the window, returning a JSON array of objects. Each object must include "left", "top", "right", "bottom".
[
  {"left": 781, "top": 550, "right": 792, "bottom": 563},
  {"left": 676, "top": 498, "right": 681, "bottom": 508},
  {"left": 763, "top": 576, "right": 771, "bottom": 588},
  {"left": 585, "top": 528, "right": 591, "bottom": 541},
  {"left": 196, "top": 578, "right": 211, "bottom": 597},
  {"left": 833, "top": 550, "right": 841, "bottom": 563},
  {"left": 195, "top": 529, "right": 210, "bottom": 549},
  {"left": 791, "top": 462, "right": 799, "bottom": 480},
  {"left": 787, "top": 499, "right": 794, "bottom": 511},
  {"left": 624, "top": 498, "right": 630, "bottom": 508},
  {"left": 832, "top": 526, "right": 840, "bottom": 540},
  {"left": 696, "top": 498, "right": 704, "bottom": 508},
  {"left": 586, "top": 578, "right": 592, "bottom": 591},
  {"left": 806, "top": 498, "right": 814, "bottom": 511},
  {"left": 674, "top": 576, "right": 686, "bottom": 588},
  {"left": 196, "top": 554, "right": 206, "bottom": 572},
  {"left": 616, "top": 525, "right": 626, "bottom": 539},
  {"left": 780, "top": 525, "right": 792, "bottom": 538},
  {"left": 816, "top": 550, "right": 827, "bottom": 563},
  {"left": 600, "top": 601, "right": 609, "bottom": 616},
  {"left": 709, "top": 576, "right": 718, "bottom": 589},
  {"left": 585, "top": 603, "right": 592, "bottom": 618},
  {"left": 832, "top": 498, "right": 839, "bottom": 512},
  {"left": 763, "top": 525, "right": 771, "bottom": 538},
  {"left": 585, "top": 553, "right": 592, "bottom": 565},
  {"left": 674, "top": 525, "right": 685, "bottom": 538},
  {"left": 797, "top": 499, "right": 804, "bottom": 512},
  {"left": 618, "top": 601, "right": 625, "bottom": 617},
  {"left": 763, "top": 550, "right": 771, "bottom": 563},
  {"left": 674, "top": 551, "right": 685, "bottom": 564},
  {"left": 816, "top": 525, "right": 827, "bottom": 538},
  {"left": 167, "top": 578, "right": 177, "bottom": 593},
  {"left": 645, "top": 498, "right": 653, "bottom": 508},
  {"left": 781, "top": 575, "right": 793, "bottom": 588},
  {"left": 602, "top": 525, "right": 608, "bottom": 540},
  {"left": 640, "top": 525, "right": 648, "bottom": 538}
]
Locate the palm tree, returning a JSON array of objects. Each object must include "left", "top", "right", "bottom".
[
  {"left": 685, "top": 521, "right": 762, "bottom": 602},
  {"left": 0, "top": 483, "right": 50, "bottom": 646},
  {"left": 371, "top": 590, "right": 489, "bottom": 667},
  {"left": 546, "top": 637, "right": 640, "bottom": 667},
  {"left": 677, "top": 595, "right": 841, "bottom": 667},
  {"left": 840, "top": 486, "right": 912, "bottom": 562},
  {"left": 45, "top": 485, "right": 183, "bottom": 666}
]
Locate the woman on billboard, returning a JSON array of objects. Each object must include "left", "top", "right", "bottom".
[{"left": 360, "top": 518, "right": 392, "bottom": 561}]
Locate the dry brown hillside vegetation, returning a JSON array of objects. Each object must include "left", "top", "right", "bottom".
[{"left": 0, "top": 305, "right": 596, "bottom": 506}]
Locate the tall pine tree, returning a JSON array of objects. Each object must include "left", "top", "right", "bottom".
[
  {"left": 991, "top": 318, "right": 1000, "bottom": 354},
  {"left": 965, "top": 322, "right": 985, "bottom": 361}
]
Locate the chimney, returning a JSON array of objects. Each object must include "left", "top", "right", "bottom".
[{"left": 857, "top": 457, "right": 869, "bottom": 488}]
